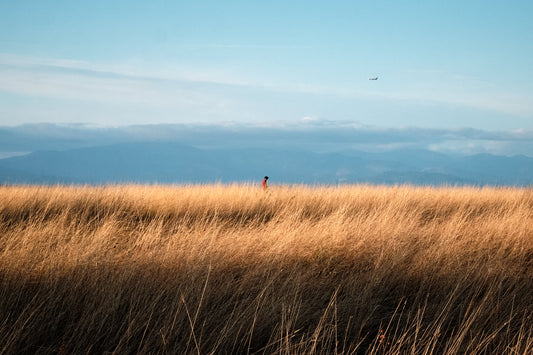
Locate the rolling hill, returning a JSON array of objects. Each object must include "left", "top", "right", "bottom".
[{"left": 0, "top": 142, "right": 531, "bottom": 185}]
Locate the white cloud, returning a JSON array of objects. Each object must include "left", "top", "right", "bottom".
[
  {"left": 0, "top": 60, "right": 241, "bottom": 116},
  {"left": 2, "top": 121, "right": 533, "bottom": 156},
  {"left": 301, "top": 116, "right": 319, "bottom": 123},
  {"left": 1, "top": 54, "right": 532, "bottom": 128}
]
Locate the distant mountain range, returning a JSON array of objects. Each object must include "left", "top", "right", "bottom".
[{"left": 1, "top": 141, "right": 532, "bottom": 186}]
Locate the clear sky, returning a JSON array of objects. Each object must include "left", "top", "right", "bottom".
[{"left": 1, "top": 0, "right": 532, "bottom": 130}]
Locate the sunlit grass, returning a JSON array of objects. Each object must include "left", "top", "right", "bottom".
[{"left": 0, "top": 184, "right": 532, "bottom": 354}]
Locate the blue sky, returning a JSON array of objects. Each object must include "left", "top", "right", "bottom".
[{"left": 1, "top": 1, "right": 532, "bottom": 130}]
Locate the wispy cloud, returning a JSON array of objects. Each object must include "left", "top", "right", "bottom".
[
  {"left": 182, "top": 44, "right": 314, "bottom": 49},
  {"left": 0, "top": 54, "right": 244, "bottom": 116},
  {"left": 0, "top": 54, "right": 532, "bottom": 127}
]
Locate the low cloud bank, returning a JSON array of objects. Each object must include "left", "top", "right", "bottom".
[{"left": 1, "top": 122, "right": 533, "bottom": 157}]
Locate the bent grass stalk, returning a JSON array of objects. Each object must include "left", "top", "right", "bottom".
[{"left": 0, "top": 184, "right": 531, "bottom": 353}]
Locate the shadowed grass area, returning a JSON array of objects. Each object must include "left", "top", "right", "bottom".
[{"left": 0, "top": 184, "right": 532, "bottom": 354}]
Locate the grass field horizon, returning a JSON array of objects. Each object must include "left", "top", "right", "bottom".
[{"left": 1, "top": 184, "right": 532, "bottom": 354}]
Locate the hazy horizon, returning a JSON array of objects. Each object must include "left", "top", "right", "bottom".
[{"left": 1, "top": 122, "right": 532, "bottom": 186}]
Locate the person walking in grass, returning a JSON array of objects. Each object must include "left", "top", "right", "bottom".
[{"left": 261, "top": 176, "right": 269, "bottom": 190}]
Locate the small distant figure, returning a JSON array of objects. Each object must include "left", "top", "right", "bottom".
[{"left": 261, "top": 176, "right": 269, "bottom": 190}]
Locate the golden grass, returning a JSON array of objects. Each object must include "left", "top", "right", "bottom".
[{"left": 0, "top": 184, "right": 532, "bottom": 354}]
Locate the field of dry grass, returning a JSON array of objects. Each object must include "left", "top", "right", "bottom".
[{"left": 0, "top": 184, "right": 532, "bottom": 354}]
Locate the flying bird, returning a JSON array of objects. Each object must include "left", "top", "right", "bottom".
[{"left": 369, "top": 77, "right": 378, "bottom": 80}]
